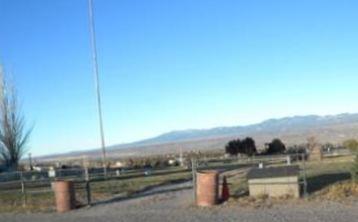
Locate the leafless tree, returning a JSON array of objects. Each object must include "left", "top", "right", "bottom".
[
  {"left": 0, "top": 67, "right": 31, "bottom": 171},
  {"left": 307, "top": 136, "right": 318, "bottom": 152}
]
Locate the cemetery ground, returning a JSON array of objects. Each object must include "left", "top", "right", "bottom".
[{"left": 0, "top": 155, "right": 357, "bottom": 222}]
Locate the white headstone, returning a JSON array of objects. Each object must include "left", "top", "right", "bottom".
[
  {"left": 259, "top": 162, "right": 264, "bottom": 169},
  {"left": 48, "top": 169, "right": 56, "bottom": 178}
]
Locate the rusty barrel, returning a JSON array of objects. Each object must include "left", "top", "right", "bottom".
[
  {"left": 53, "top": 180, "right": 76, "bottom": 213},
  {"left": 196, "top": 170, "right": 219, "bottom": 206}
]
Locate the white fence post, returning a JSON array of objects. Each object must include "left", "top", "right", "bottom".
[{"left": 20, "top": 171, "right": 27, "bottom": 207}]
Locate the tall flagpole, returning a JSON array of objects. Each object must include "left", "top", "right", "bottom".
[{"left": 88, "top": 0, "right": 107, "bottom": 176}]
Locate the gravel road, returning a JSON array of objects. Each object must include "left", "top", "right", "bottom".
[{"left": 1, "top": 182, "right": 357, "bottom": 222}]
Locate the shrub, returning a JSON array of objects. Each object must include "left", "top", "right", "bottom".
[
  {"left": 286, "top": 145, "right": 307, "bottom": 160},
  {"left": 343, "top": 139, "right": 358, "bottom": 152},
  {"left": 239, "top": 137, "right": 257, "bottom": 156},
  {"left": 225, "top": 139, "right": 241, "bottom": 156},
  {"left": 266, "top": 138, "right": 286, "bottom": 155},
  {"left": 225, "top": 137, "right": 257, "bottom": 157}
]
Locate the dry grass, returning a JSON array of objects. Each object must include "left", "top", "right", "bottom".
[
  {"left": 0, "top": 155, "right": 355, "bottom": 213},
  {"left": 0, "top": 171, "right": 191, "bottom": 213},
  {"left": 89, "top": 172, "right": 191, "bottom": 201},
  {"left": 225, "top": 193, "right": 299, "bottom": 209},
  {"left": 311, "top": 181, "right": 358, "bottom": 202},
  {"left": 222, "top": 155, "right": 356, "bottom": 208},
  {"left": 0, "top": 192, "right": 55, "bottom": 213}
]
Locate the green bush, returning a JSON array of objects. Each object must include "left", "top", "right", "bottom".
[{"left": 343, "top": 139, "right": 358, "bottom": 152}]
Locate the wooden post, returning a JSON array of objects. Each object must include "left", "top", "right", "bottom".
[
  {"left": 191, "top": 158, "right": 197, "bottom": 203},
  {"left": 85, "top": 167, "right": 91, "bottom": 206},
  {"left": 302, "top": 153, "right": 308, "bottom": 199}
]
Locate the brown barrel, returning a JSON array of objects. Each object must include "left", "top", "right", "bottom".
[
  {"left": 196, "top": 170, "right": 219, "bottom": 206},
  {"left": 53, "top": 180, "right": 76, "bottom": 213}
]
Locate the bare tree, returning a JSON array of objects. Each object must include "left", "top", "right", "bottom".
[
  {"left": 307, "top": 136, "right": 318, "bottom": 152},
  {"left": 0, "top": 67, "right": 31, "bottom": 171}
]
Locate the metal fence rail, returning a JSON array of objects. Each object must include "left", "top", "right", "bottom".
[
  {"left": 0, "top": 165, "right": 193, "bottom": 210},
  {"left": 0, "top": 153, "right": 354, "bottom": 211}
]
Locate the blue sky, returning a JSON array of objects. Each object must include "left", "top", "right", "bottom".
[{"left": 0, "top": 0, "right": 358, "bottom": 156}]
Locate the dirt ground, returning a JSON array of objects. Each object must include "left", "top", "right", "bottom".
[{"left": 1, "top": 181, "right": 357, "bottom": 222}]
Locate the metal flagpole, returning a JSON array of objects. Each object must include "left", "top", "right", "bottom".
[{"left": 88, "top": 0, "right": 107, "bottom": 177}]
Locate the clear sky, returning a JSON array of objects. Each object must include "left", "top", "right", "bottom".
[{"left": 0, "top": 0, "right": 358, "bottom": 156}]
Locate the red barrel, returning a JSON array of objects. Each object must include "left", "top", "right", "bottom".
[
  {"left": 196, "top": 170, "right": 219, "bottom": 206},
  {"left": 53, "top": 180, "right": 76, "bottom": 213}
]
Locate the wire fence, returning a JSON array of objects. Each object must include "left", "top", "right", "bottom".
[
  {"left": 0, "top": 165, "right": 191, "bottom": 210},
  {"left": 0, "top": 151, "right": 354, "bottom": 212},
  {"left": 191, "top": 151, "right": 354, "bottom": 201}
]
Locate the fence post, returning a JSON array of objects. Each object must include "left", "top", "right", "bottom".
[
  {"left": 302, "top": 153, "right": 308, "bottom": 199},
  {"left": 191, "top": 158, "right": 197, "bottom": 204},
  {"left": 20, "top": 171, "right": 27, "bottom": 207},
  {"left": 287, "top": 155, "right": 291, "bottom": 165},
  {"left": 85, "top": 167, "right": 91, "bottom": 206}
]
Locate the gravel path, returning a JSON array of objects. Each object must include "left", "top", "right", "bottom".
[{"left": 1, "top": 182, "right": 357, "bottom": 222}]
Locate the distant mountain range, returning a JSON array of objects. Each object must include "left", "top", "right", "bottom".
[
  {"left": 133, "top": 113, "right": 358, "bottom": 145},
  {"left": 37, "top": 113, "right": 358, "bottom": 161}
]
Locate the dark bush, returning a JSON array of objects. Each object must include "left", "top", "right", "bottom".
[
  {"left": 225, "top": 137, "right": 257, "bottom": 157},
  {"left": 286, "top": 145, "right": 307, "bottom": 160},
  {"left": 266, "top": 138, "right": 286, "bottom": 154},
  {"left": 239, "top": 137, "right": 257, "bottom": 156},
  {"left": 225, "top": 139, "right": 241, "bottom": 156}
]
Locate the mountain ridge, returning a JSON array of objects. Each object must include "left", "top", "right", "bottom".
[
  {"left": 36, "top": 113, "right": 358, "bottom": 161},
  {"left": 128, "top": 113, "right": 358, "bottom": 145}
]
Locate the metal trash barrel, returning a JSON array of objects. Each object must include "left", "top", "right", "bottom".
[
  {"left": 196, "top": 170, "right": 219, "bottom": 206},
  {"left": 53, "top": 180, "right": 76, "bottom": 213}
]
